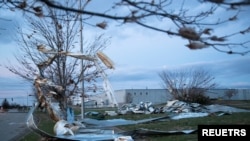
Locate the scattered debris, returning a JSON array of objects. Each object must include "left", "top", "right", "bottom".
[
  {"left": 116, "top": 100, "right": 250, "bottom": 120},
  {"left": 118, "top": 101, "right": 156, "bottom": 115},
  {"left": 162, "top": 100, "right": 208, "bottom": 113},
  {"left": 170, "top": 112, "right": 209, "bottom": 120},
  {"left": 105, "top": 110, "right": 118, "bottom": 116},
  {"left": 54, "top": 120, "right": 78, "bottom": 136},
  {"left": 84, "top": 111, "right": 105, "bottom": 120},
  {"left": 81, "top": 116, "right": 169, "bottom": 128},
  {"left": 27, "top": 104, "right": 134, "bottom": 141}
]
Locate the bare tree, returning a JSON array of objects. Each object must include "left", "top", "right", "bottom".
[
  {"left": 1, "top": 0, "right": 250, "bottom": 55},
  {"left": 224, "top": 89, "right": 238, "bottom": 99},
  {"left": 5, "top": 2, "right": 110, "bottom": 116},
  {"left": 159, "top": 67, "right": 217, "bottom": 104}
]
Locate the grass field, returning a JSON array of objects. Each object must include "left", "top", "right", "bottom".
[{"left": 20, "top": 100, "right": 250, "bottom": 141}]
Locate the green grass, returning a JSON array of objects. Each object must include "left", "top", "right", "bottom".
[
  {"left": 20, "top": 111, "right": 55, "bottom": 141},
  {"left": 116, "top": 112, "right": 250, "bottom": 141},
  {"left": 20, "top": 100, "right": 250, "bottom": 141}
]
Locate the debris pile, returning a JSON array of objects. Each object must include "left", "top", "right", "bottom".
[
  {"left": 162, "top": 100, "right": 208, "bottom": 113},
  {"left": 117, "top": 100, "right": 208, "bottom": 115},
  {"left": 117, "top": 100, "right": 250, "bottom": 116},
  {"left": 118, "top": 101, "right": 155, "bottom": 115},
  {"left": 162, "top": 100, "right": 250, "bottom": 114}
]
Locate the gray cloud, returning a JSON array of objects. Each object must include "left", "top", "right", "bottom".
[
  {"left": 110, "top": 70, "right": 158, "bottom": 82},
  {"left": 208, "top": 57, "right": 250, "bottom": 78},
  {"left": 108, "top": 57, "right": 250, "bottom": 89}
]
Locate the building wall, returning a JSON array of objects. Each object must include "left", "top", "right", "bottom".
[
  {"left": 80, "top": 88, "right": 250, "bottom": 107},
  {"left": 115, "top": 88, "right": 250, "bottom": 105},
  {"left": 88, "top": 94, "right": 109, "bottom": 107},
  {"left": 114, "top": 90, "right": 127, "bottom": 104},
  {"left": 207, "top": 89, "right": 250, "bottom": 100},
  {"left": 116, "top": 89, "right": 173, "bottom": 105}
]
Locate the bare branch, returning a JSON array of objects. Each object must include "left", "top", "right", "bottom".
[
  {"left": 1, "top": 0, "right": 250, "bottom": 54},
  {"left": 159, "top": 67, "right": 217, "bottom": 104}
]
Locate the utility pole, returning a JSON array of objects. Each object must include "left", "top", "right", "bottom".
[
  {"left": 27, "top": 93, "right": 29, "bottom": 107},
  {"left": 79, "top": 0, "right": 85, "bottom": 119}
]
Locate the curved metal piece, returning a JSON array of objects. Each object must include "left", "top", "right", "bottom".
[
  {"left": 26, "top": 104, "right": 133, "bottom": 141},
  {"left": 26, "top": 104, "right": 71, "bottom": 140}
]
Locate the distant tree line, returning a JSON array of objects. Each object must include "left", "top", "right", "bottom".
[{"left": 1, "top": 98, "right": 30, "bottom": 111}]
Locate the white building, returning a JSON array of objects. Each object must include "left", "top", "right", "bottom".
[
  {"left": 70, "top": 88, "right": 250, "bottom": 108},
  {"left": 206, "top": 89, "right": 250, "bottom": 100},
  {"left": 114, "top": 89, "right": 173, "bottom": 105}
]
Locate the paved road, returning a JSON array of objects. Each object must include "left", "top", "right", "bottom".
[{"left": 0, "top": 110, "right": 29, "bottom": 141}]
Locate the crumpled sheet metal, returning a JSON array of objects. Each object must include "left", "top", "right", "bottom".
[
  {"left": 56, "top": 134, "right": 133, "bottom": 141},
  {"left": 163, "top": 100, "right": 250, "bottom": 120},
  {"left": 163, "top": 100, "right": 208, "bottom": 113},
  {"left": 81, "top": 116, "right": 169, "bottom": 128},
  {"left": 170, "top": 112, "right": 209, "bottom": 120},
  {"left": 118, "top": 100, "right": 250, "bottom": 121},
  {"left": 53, "top": 120, "right": 83, "bottom": 136},
  {"left": 26, "top": 104, "right": 134, "bottom": 141},
  {"left": 163, "top": 100, "right": 250, "bottom": 114},
  {"left": 129, "top": 128, "right": 197, "bottom": 136},
  {"left": 118, "top": 101, "right": 156, "bottom": 115},
  {"left": 27, "top": 107, "right": 196, "bottom": 141},
  {"left": 205, "top": 104, "right": 250, "bottom": 113}
]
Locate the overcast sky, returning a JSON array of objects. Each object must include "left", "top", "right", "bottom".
[{"left": 1, "top": 0, "right": 250, "bottom": 100}]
